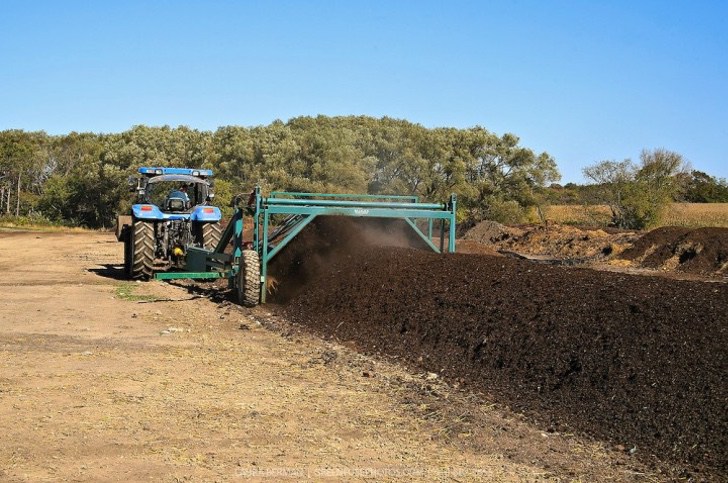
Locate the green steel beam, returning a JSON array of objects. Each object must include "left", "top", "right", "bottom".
[
  {"left": 268, "top": 214, "right": 305, "bottom": 243},
  {"left": 154, "top": 271, "right": 229, "bottom": 280},
  {"left": 252, "top": 185, "right": 261, "bottom": 255},
  {"left": 440, "top": 219, "right": 445, "bottom": 253},
  {"left": 267, "top": 214, "right": 317, "bottom": 260},
  {"left": 271, "top": 191, "right": 418, "bottom": 202},
  {"left": 232, "top": 208, "right": 244, "bottom": 260},
  {"left": 448, "top": 193, "right": 457, "bottom": 253},
  {"left": 260, "top": 207, "right": 270, "bottom": 303},
  {"left": 266, "top": 198, "right": 444, "bottom": 210},
  {"left": 214, "top": 209, "right": 238, "bottom": 255},
  {"left": 263, "top": 205, "right": 453, "bottom": 219},
  {"left": 404, "top": 218, "right": 441, "bottom": 253}
]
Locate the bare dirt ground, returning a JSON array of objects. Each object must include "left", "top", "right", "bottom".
[{"left": 0, "top": 229, "right": 661, "bottom": 482}]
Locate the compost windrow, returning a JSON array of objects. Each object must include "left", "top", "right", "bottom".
[
  {"left": 267, "top": 217, "right": 430, "bottom": 303},
  {"left": 273, "top": 217, "right": 727, "bottom": 478},
  {"left": 619, "top": 226, "right": 728, "bottom": 275}
]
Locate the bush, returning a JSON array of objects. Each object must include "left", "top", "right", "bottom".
[
  {"left": 487, "top": 198, "right": 527, "bottom": 224},
  {"left": 583, "top": 149, "right": 687, "bottom": 229},
  {"left": 0, "top": 212, "right": 63, "bottom": 227}
]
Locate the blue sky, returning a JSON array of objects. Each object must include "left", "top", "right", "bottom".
[{"left": 1, "top": 1, "right": 726, "bottom": 183}]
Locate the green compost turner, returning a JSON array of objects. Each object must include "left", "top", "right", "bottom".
[{"left": 153, "top": 186, "right": 457, "bottom": 305}]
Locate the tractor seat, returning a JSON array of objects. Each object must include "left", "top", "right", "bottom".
[{"left": 165, "top": 190, "right": 190, "bottom": 212}]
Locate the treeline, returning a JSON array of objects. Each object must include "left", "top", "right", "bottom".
[
  {"left": 0, "top": 116, "right": 559, "bottom": 228},
  {"left": 3, "top": 116, "right": 723, "bottom": 230},
  {"left": 548, "top": 171, "right": 728, "bottom": 205}
]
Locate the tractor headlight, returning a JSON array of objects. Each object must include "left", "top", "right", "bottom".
[
  {"left": 192, "top": 170, "right": 200, "bottom": 176},
  {"left": 155, "top": 169, "right": 162, "bottom": 175}
]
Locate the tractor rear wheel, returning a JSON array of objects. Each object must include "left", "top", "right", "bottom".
[
  {"left": 201, "top": 222, "right": 222, "bottom": 251},
  {"left": 193, "top": 222, "right": 222, "bottom": 251},
  {"left": 237, "top": 249, "right": 260, "bottom": 307},
  {"left": 131, "top": 220, "right": 155, "bottom": 280},
  {"left": 122, "top": 226, "right": 133, "bottom": 277}
]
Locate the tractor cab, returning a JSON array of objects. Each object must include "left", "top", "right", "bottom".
[{"left": 130, "top": 168, "right": 215, "bottom": 212}]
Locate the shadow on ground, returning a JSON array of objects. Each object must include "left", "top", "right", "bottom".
[
  {"left": 88, "top": 264, "right": 128, "bottom": 281},
  {"left": 167, "top": 279, "right": 235, "bottom": 304}
]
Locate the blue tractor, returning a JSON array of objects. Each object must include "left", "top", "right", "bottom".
[{"left": 117, "top": 167, "right": 223, "bottom": 279}]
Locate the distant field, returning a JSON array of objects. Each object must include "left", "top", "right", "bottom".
[{"left": 542, "top": 203, "right": 728, "bottom": 228}]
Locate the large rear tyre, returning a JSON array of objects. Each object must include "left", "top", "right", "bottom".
[
  {"left": 202, "top": 222, "right": 222, "bottom": 251},
  {"left": 237, "top": 249, "right": 261, "bottom": 307},
  {"left": 193, "top": 222, "right": 222, "bottom": 251},
  {"left": 131, "top": 220, "right": 155, "bottom": 280}
]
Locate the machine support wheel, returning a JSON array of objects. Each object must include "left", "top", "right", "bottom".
[
  {"left": 131, "top": 220, "right": 155, "bottom": 280},
  {"left": 237, "top": 249, "right": 261, "bottom": 307}
]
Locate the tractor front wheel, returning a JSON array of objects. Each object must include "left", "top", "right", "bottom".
[
  {"left": 237, "top": 249, "right": 260, "bottom": 307},
  {"left": 131, "top": 220, "right": 155, "bottom": 280}
]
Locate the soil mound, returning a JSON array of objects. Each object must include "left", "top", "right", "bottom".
[
  {"left": 274, "top": 218, "right": 727, "bottom": 478},
  {"left": 619, "top": 226, "right": 728, "bottom": 276},
  {"left": 464, "top": 221, "right": 637, "bottom": 260},
  {"left": 267, "top": 217, "right": 428, "bottom": 303},
  {"left": 462, "top": 220, "right": 524, "bottom": 244}
]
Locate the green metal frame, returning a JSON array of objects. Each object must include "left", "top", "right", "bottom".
[
  {"left": 154, "top": 185, "right": 457, "bottom": 305},
  {"left": 253, "top": 188, "right": 457, "bottom": 303}
]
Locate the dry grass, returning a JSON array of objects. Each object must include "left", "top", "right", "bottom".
[
  {"left": 661, "top": 203, "right": 728, "bottom": 227},
  {"left": 542, "top": 203, "right": 728, "bottom": 228},
  {"left": 536, "top": 205, "right": 612, "bottom": 226},
  {"left": 0, "top": 224, "right": 90, "bottom": 233}
]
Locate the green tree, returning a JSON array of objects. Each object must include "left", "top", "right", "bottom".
[
  {"left": 0, "top": 130, "right": 49, "bottom": 216},
  {"left": 583, "top": 148, "right": 687, "bottom": 229},
  {"left": 287, "top": 116, "right": 371, "bottom": 193},
  {"left": 462, "top": 130, "right": 560, "bottom": 223},
  {"left": 38, "top": 133, "right": 120, "bottom": 226},
  {"left": 679, "top": 170, "right": 728, "bottom": 202}
]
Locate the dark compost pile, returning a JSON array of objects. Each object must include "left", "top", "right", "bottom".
[
  {"left": 272, "top": 217, "right": 728, "bottom": 477},
  {"left": 619, "top": 226, "right": 728, "bottom": 276}
]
